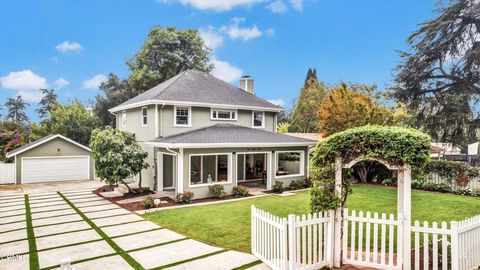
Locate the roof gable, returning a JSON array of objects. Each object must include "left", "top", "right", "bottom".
[
  {"left": 6, "top": 134, "right": 91, "bottom": 158},
  {"left": 110, "top": 70, "right": 283, "bottom": 112}
]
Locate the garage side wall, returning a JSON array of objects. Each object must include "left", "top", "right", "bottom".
[{"left": 15, "top": 138, "right": 93, "bottom": 184}]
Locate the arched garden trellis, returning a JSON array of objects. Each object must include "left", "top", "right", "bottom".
[{"left": 334, "top": 156, "right": 412, "bottom": 269}]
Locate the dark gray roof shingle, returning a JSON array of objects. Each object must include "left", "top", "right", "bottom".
[
  {"left": 150, "top": 124, "right": 316, "bottom": 145},
  {"left": 112, "top": 70, "right": 283, "bottom": 111}
]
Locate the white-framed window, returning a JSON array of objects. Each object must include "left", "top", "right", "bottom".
[
  {"left": 174, "top": 106, "right": 191, "bottom": 127},
  {"left": 141, "top": 106, "right": 148, "bottom": 126},
  {"left": 275, "top": 151, "right": 304, "bottom": 178},
  {"left": 189, "top": 153, "right": 232, "bottom": 187},
  {"left": 121, "top": 110, "right": 127, "bottom": 127},
  {"left": 252, "top": 111, "right": 265, "bottom": 128},
  {"left": 211, "top": 108, "right": 237, "bottom": 121}
]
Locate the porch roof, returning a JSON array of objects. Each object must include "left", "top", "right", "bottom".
[{"left": 147, "top": 124, "right": 317, "bottom": 148}]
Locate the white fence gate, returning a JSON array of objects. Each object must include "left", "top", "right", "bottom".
[
  {"left": 251, "top": 206, "right": 334, "bottom": 270},
  {"left": 342, "top": 209, "right": 403, "bottom": 269},
  {"left": 0, "top": 163, "right": 15, "bottom": 184}
]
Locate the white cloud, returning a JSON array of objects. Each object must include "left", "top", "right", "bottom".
[
  {"left": 0, "top": 70, "right": 48, "bottom": 90},
  {"left": 55, "top": 41, "right": 83, "bottom": 53},
  {"left": 83, "top": 74, "right": 107, "bottom": 89},
  {"left": 290, "top": 0, "right": 303, "bottom": 11},
  {"left": 50, "top": 56, "right": 59, "bottom": 63},
  {"left": 211, "top": 58, "right": 243, "bottom": 83},
  {"left": 53, "top": 77, "right": 69, "bottom": 89},
  {"left": 0, "top": 70, "right": 49, "bottom": 102},
  {"left": 221, "top": 17, "right": 262, "bottom": 42},
  {"left": 267, "top": 99, "right": 285, "bottom": 107},
  {"left": 267, "top": 1, "right": 287, "bottom": 13},
  {"left": 158, "top": 0, "right": 262, "bottom": 11},
  {"left": 199, "top": 26, "right": 224, "bottom": 50},
  {"left": 266, "top": 28, "right": 276, "bottom": 37}
]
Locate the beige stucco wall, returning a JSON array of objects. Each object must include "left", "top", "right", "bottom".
[
  {"left": 153, "top": 146, "right": 309, "bottom": 199},
  {"left": 15, "top": 137, "right": 93, "bottom": 184}
]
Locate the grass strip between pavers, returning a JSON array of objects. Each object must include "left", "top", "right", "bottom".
[
  {"left": 125, "top": 238, "right": 189, "bottom": 253},
  {"left": 232, "top": 260, "right": 263, "bottom": 270},
  {"left": 0, "top": 226, "right": 27, "bottom": 234},
  {"left": 149, "top": 249, "right": 228, "bottom": 270},
  {"left": 40, "top": 252, "right": 118, "bottom": 270},
  {"left": 25, "top": 194, "right": 40, "bottom": 270},
  {"left": 110, "top": 227, "right": 163, "bottom": 239},
  {"left": 98, "top": 219, "right": 146, "bottom": 228},
  {"left": 58, "top": 192, "right": 145, "bottom": 270},
  {"left": 33, "top": 219, "right": 83, "bottom": 228}
]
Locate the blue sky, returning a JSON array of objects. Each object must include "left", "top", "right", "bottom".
[{"left": 0, "top": 0, "right": 437, "bottom": 122}]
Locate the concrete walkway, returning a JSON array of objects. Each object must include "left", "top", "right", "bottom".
[{"left": 0, "top": 187, "right": 265, "bottom": 270}]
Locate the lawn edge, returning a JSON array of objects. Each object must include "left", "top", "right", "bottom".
[{"left": 25, "top": 194, "right": 40, "bottom": 270}]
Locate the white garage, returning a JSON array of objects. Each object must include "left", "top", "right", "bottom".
[{"left": 6, "top": 134, "right": 93, "bottom": 184}]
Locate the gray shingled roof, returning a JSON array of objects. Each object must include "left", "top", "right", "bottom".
[
  {"left": 111, "top": 70, "right": 283, "bottom": 111},
  {"left": 149, "top": 124, "right": 316, "bottom": 146}
]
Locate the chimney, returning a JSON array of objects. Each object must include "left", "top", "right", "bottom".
[{"left": 240, "top": 75, "right": 254, "bottom": 95}]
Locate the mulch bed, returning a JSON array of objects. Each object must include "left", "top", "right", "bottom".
[{"left": 92, "top": 185, "right": 253, "bottom": 212}]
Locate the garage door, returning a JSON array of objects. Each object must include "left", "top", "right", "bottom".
[{"left": 22, "top": 156, "right": 90, "bottom": 183}]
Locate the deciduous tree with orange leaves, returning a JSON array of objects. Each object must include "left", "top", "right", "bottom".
[{"left": 318, "top": 83, "right": 401, "bottom": 137}]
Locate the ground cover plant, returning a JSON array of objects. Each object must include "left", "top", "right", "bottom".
[{"left": 143, "top": 184, "right": 480, "bottom": 253}]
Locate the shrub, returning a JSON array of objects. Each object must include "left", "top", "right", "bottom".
[
  {"left": 232, "top": 186, "right": 249, "bottom": 197},
  {"left": 411, "top": 179, "right": 426, "bottom": 189},
  {"left": 303, "top": 178, "right": 312, "bottom": 188},
  {"left": 382, "top": 178, "right": 396, "bottom": 186},
  {"left": 142, "top": 195, "right": 155, "bottom": 209},
  {"left": 456, "top": 187, "right": 474, "bottom": 196},
  {"left": 175, "top": 191, "right": 194, "bottom": 203},
  {"left": 310, "top": 179, "right": 341, "bottom": 212},
  {"left": 272, "top": 181, "right": 284, "bottom": 193},
  {"left": 208, "top": 184, "right": 227, "bottom": 199},
  {"left": 288, "top": 180, "right": 303, "bottom": 190}
]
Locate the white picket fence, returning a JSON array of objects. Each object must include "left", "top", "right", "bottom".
[
  {"left": 252, "top": 207, "right": 480, "bottom": 270},
  {"left": 342, "top": 209, "right": 402, "bottom": 269},
  {"left": 0, "top": 163, "right": 15, "bottom": 184},
  {"left": 425, "top": 173, "right": 480, "bottom": 191},
  {"left": 251, "top": 206, "right": 334, "bottom": 270}
]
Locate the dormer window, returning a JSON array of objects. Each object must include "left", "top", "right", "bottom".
[
  {"left": 252, "top": 111, "right": 265, "bottom": 128},
  {"left": 175, "top": 106, "right": 191, "bottom": 127},
  {"left": 122, "top": 110, "right": 127, "bottom": 127},
  {"left": 211, "top": 109, "right": 237, "bottom": 121},
  {"left": 141, "top": 107, "right": 148, "bottom": 126}
]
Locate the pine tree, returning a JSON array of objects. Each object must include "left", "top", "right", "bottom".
[
  {"left": 36, "top": 89, "right": 58, "bottom": 120},
  {"left": 5, "top": 96, "right": 30, "bottom": 124}
]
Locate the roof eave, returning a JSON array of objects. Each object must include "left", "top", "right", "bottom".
[
  {"left": 6, "top": 134, "right": 91, "bottom": 158},
  {"left": 145, "top": 141, "right": 315, "bottom": 149},
  {"left": 109, "top": 100, "right": 284, "bottom": 113}
]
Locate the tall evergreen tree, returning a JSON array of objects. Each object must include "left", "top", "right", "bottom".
[
  {"left": 5, "top": 96, "right": 30, "bottom": 124},
  {"left": 94, "top": 73, "right": 133, "bottom": 126},
  {"left": 36, "top": 89, "right": 58, "bottom": 120},
  {"left": 392, "top": 0, "right": 480, "bottom": 146},
  {"left": 290, "top": 68, "right": 327, "bottom": 133}
]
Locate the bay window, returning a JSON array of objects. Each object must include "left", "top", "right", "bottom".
[{"left": 190, "top": 153, "right": 232, "bottom": 186}]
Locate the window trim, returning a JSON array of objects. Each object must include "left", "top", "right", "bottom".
[
  {"left": 141, "top": 106, "right": 148, "bottom": 127},
  {"left": 252, "top": 111, "right": 265, "bottom": 128},
  {"left": 210, "top": 108, "right": 238, "bottom": 121},
  {"left": 275, "top": 150, "right": 305, "bottom": 179},
  {"left": 174, "top": 106, "right": 192, "bottom": 127},
  {"left": 188, "top": 153, "right": 233, "bottom": 188},
  {"left": 121, "top": 110, "right": 127, "bottom": 127}
]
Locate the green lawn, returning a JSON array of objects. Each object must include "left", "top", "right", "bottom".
[{"left": 143, "top": 184, "right": 480, "bottom": 253}]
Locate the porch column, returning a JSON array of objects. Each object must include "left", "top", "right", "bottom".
[
  {"left": 177, "top": 148, "right": 184, "bottom": 194},
  {"left": 267, "top": 152, "right": 273, "bottom": 190},
  {"left": 157, "top": 152, "right": 163, "bottom": 191}
]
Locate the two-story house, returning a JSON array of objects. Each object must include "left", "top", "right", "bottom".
[{"left": 109, "top": 70, "right": 316, "bottom": 198}]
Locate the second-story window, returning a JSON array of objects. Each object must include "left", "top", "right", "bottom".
[
  {"left": 252, "top": 111, "right": 264, "bottom": 128},
  {"left": 141, "top": 107, "right": 148, "bottom": 126},
  {"left": 175, "top": 106, "right": 191, "bottom": 127},
  {"left": 211, "top": 109, "right": 237, "bottom": 121},
  {"left": 121, "top": 110, "right": 127, "bottom": 127}
]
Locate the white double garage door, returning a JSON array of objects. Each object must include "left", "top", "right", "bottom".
[{"left": 22, "top": 156, "right": 90, "bottom": 183}]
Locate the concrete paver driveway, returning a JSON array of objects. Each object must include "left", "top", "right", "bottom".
[{"left": 0, "top": 187, "right": 264, "bottom": 270}]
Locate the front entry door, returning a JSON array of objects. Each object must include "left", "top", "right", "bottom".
[{"left": 157, "top": 153, "right": 176, "bottom": 191}]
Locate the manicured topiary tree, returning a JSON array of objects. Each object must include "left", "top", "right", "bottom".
[
  {"left": 309, "top": 125, "right": 432, "bottom": 212},
  {"left": 89, "top": 126, "right": 149, "bottom": 193}
]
